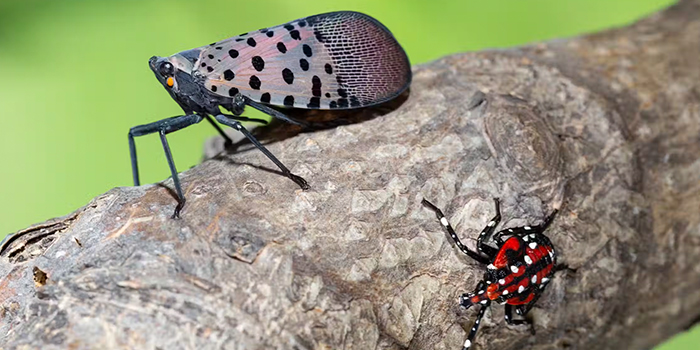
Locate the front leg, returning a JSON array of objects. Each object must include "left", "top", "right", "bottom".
[
  {"left": 493, "top": 209, "right": 558, "bottom": 243},
  {"left": 128, "top": 114, "right": 203, "bottom": 218},
  {"left": 476, "top": 198, "right": 501, "bottom": 259},
  {"left": 421, "top": 199, "right": 490, "bottom": 264}
]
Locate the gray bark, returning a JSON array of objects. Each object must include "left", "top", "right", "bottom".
[{"left": 1, "top": 1, "right": 699, "bottom": 349}]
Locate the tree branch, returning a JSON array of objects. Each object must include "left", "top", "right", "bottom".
[{"left": 1, "top": 1, "right": 699, "bottom": 349}]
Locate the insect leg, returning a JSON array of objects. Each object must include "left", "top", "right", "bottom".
[
  {"left": 203, "top": 115, "right": 235, "bottom": 147},
  {"left": 203, "top": 115, "right": 268, "bottom": 149},
  {"left": 463, "top": 301, "right": 489, "bottom": 350},
  {"left": 128, "top": 114, "right": 203, "bottom": 218},
  {"left": 494, "top": 209, "right": 559, "bottom": 242},
  {"left": 477, "top": 198, "right": 501, "bottom": 258},
  {"left": 504, "top": 304, "right": 530, "bottom": 326},
  {"left": 421, "top": 199, "right": 490, "bottom": 264},
  {"left": 246, "top": 99, "right": 310, "bottom": 127},
  {"left": 214, "top": 114, "right": 309, "bottom": 190}
]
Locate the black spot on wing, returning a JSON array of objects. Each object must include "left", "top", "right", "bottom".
[
  {"left": 223, "top": 69, "right": 235, "bottom": 81},
  {"left": 249, "top": 75, "right": 261, "bottom": 90},
  {"left": 283, "top": 95, "right": 295, "bottom": 107},
  {"left": 229, "top": 49, "right": 239, "bottom": 58},
  {"left": 299, "top": 59, "right": 309, "bottom": 71},
  {"left": 229, "top": 87, "right": 239, "bottom": 97},
  {"left": 303, "top": 44, "right": 313, "bottom": 57},
  {"left": 290, "top": 30, "right": 301, "bottom": 40},
  {"left": 282, "top": 68, "right": 294, "bottom": 84},
  {"left": 307, "top": 97, "right": 320, "bottom": 108},
  {"left": 311, "top": 75, "right": 322, "bottom": 97},
  {"left": 252, "top": 56, "right": 265, "bottom": 71},
  {"left": 247, "top": 38, "right": 256, "bottom": 47},
  {"left": 277, "top": 42, "right": 287, "bottom": 53},
  {"left": 260, "top": 92, "right": 271, "bottom": 103}
]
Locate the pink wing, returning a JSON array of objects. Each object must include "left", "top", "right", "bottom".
[{"left": 192, "top": 11, "right": 411, "bottom": 109}]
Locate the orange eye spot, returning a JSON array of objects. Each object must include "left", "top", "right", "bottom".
[{"left": 166, "top": 77, "right": 174, "bottom": 87}]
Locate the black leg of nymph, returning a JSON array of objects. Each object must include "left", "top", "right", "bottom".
[
  {"left": 504, "top": 304, "right": 531, "bottom": 326},
  {"left": 458, "top": 280, "right": 490, "bottom": 350},
  {"left": 421, "top": 199, "right": 490, "bottom": 264},
  {"left": 214, "top": 114, "right": 309, "bottom": 190},
  {"left": 477, "top": 198, "right": 501, "bottom": 258},
  {"left": 463, "top": 303, "right": 489, "bottom": 350},
  {"left": 128, "top": 114, "right": 204, "bottom": 218},
  {"left": 493, "top": 209, "right": 559, "bottom": 244}
]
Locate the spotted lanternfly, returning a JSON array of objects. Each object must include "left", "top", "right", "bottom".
[
  {"left": 421, "top": 198, "right": 557, "bottom": 350},
  {"left": 129, "top": 11, "right": 411, "bottom": 217}
]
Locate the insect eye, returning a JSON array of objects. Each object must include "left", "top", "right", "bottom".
[{"left": 159, "top": 62, "right": 174, "bottom": 76}]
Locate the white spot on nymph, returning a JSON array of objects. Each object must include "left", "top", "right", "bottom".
[
  {"left": 529, "top": 242, "right": 538, "bottom": 249},
  {"left": 508, "top": 228, "right": 514, "bottom": 232},
  {"left": 486, "top": 280, "right": 492, "bottom": 285},
  {"left": 440, "top": 217, "right": 449, "bottom": 226},
  {"left": 517, "top": 309, "right": 522, "bottom": 315},
  {"left": 476, "top": 319, "right": 480, "bottom": 324},
  {"left": 487, "top": 264, "right": 496, "bottom": 270},
  {"left": 542, "top": 277, "right": 550, "bottom": 283},
  {"left": 478, "top": 290, "right": 485, "bottom": 295},
  {"left": 464, "top": 339, "right": 472, "bottom": 348},
  {"left": 524, "top": 255, "right": 533, "bottom": 265},
  {"left": 502, "top": 289, "right": 509, "bottom": 295},
  {"left": 518, "top": 285, "right": 525, "bottom": 293},
  {"left": 505, "top": 314, "right": 510, "bottom": 320},
  {"left": 510, "top": 265, "right": 519, "bottom": 273},
  {"left": 472, "top": 327, "right": 476, "bottom": 331},
  {"left": 480, "top": 300, "right": 488, "bottom": 305},
  {"left": 532, "top": 275, "right": 538, "bottom": 283},
  {"left": 529, "top": 234, "right": 535, "bottom": 239},
  {"left": 523, "top": 235, "right": 529, "bottom": 242},
  {"left": 499, "top": 279, "right": 506, "bottom": 285},
  {"left": 488, "top": 221, "right": 496, "bottom": 227},
  {"left": 524, "top": 226, "right": 531, "bottom": 230}
]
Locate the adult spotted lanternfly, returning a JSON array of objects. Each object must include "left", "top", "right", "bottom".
[
  {"left": 422, "top": 198, "right": 557, "bottom": 350},
  {"left": 129, "top": 11, "right": 411, "bottom": 217}
]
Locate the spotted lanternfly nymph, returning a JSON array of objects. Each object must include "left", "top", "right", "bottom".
[
  {"left": 129, "top": 11, "right": 411, "bottom": 217},
  {"left": 421, "top": 198, "right": 557, "bottom": 350}
]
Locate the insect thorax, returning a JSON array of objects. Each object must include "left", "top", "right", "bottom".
[
  {"left": 485, "top": 233, "right": 555, "bottom": 305},
  {"left": 164, "top": 51, "right": 233, "bottom": 115}
]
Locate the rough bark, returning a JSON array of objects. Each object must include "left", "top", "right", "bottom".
[{"left": 1, "top": 1, "right": 699, "bottom": 349}]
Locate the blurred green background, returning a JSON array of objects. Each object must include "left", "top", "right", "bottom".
[{"left": 0, "top": 0, "right": 697, "bottom": 348}]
